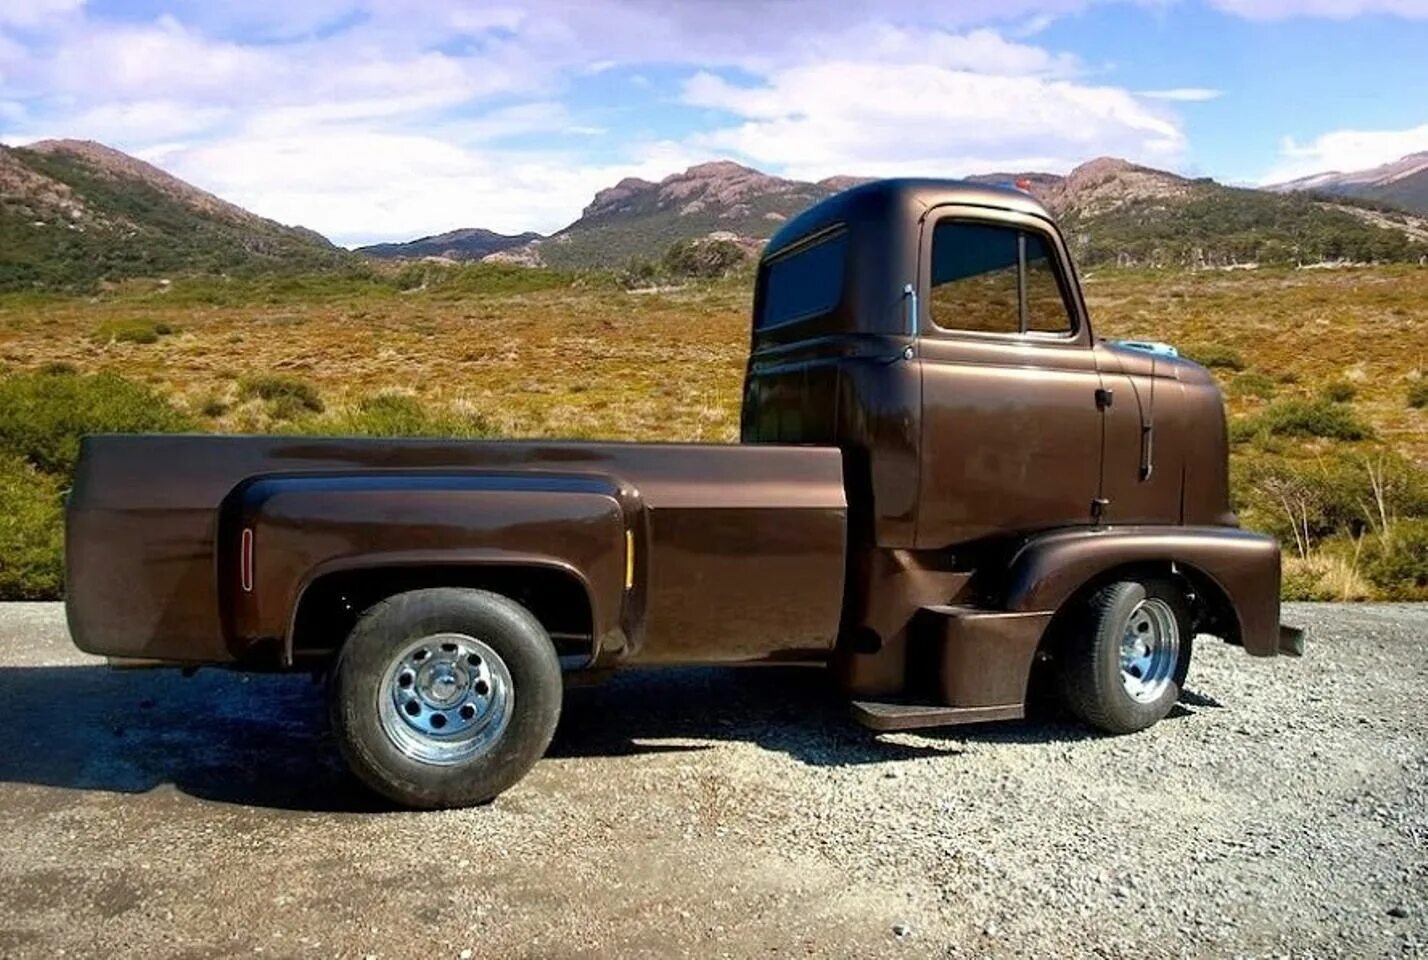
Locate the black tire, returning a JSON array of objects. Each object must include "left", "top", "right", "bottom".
[
  {"left": 329, "top": 587, "right": 562, "bottom": 809},
  {"left": 1059, "top": 578, "right": 1193, "bottom": 735}
]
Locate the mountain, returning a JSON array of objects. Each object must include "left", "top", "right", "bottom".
[
  {"left": 448, "top": 157, "right": 1427, "bottom": 271},
  {"left": 0, "top": 139, "right": 349, "bottom": 291},
  {"left": 1039, "top": 157, "right": 1428, "bottom": 267},
  {"left": 356, "top": 227, "right": 543, "bottom": 261},
  {"left": 518, "top": 161, "right": 845, "bottom": 269},
  {"left": 1267, "top": 152, "right": 1428, "bottom": 217}
]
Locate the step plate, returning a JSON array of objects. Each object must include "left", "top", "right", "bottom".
[{"left": 850, "top": 700, "right": 1024, "bottom": 732}]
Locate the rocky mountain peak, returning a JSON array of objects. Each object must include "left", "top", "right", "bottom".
[
  {"left": 583, "top": 176, "right": 658, "bottom": 219},
  {"left": 657, "top": 160, "right": 797, "bottom": 210},
  {"left": 1043, "top": 156, "right": 1193, "bottom": 218}
]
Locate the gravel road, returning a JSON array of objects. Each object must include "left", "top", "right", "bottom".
[{"left": 0, "top": 602, "right": 1423, "bottom": 958}]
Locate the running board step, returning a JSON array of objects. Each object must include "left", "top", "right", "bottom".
[{"left": 850, "top": 700, "right": 1024, "bottom": 732}]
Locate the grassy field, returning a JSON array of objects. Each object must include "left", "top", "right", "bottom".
[{"left": 1, "top": 263, "right": 1425, "bottom": 600}]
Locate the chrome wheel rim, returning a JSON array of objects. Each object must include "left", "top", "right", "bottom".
[
  {"left": 1119, "top": 598, "right": 1179, "bottom": 703},
  {"left": 377, "top": 633, "right": 514, "bottom": 766}
]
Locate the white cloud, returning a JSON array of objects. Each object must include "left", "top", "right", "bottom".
[
  {"left": 0, "top": 0, "right": 83, "bottom": 29},
  {"left": 143, "top": 129, "right": 716, "bottom": 245},
  {"left": 1137, "top": 87, "right": 1224, "bottom": 101},
  {"left": 1260, "top": 122, "right": 1428, "bottom": 183},
  {"left": 683, "top": 62, "right": 1185, "bottom": 181},
  {"left": 0, "top": 0, "right": 1196, "bottom": 243},
  {"left": 1208, "top": 0, "right": 1428, "bottom": 18}
]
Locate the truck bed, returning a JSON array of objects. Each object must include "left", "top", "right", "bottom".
[{"left": 65, "top": 435, "right": 848, "bottom": 667}]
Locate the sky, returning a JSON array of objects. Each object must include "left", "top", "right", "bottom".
[{"left": 1, "top": 0, "right": 1426, "bottom": 247}]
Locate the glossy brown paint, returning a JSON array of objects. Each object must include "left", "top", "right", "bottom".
[
  {"left": 67, "top": 177, "right": 1289, "bottom": 725},
  {"left": 66, "top": 435, "right": 846, "bottom": 666},
  {"left": 1002, "top": 525, "right": 1282, "bottom": 655}
]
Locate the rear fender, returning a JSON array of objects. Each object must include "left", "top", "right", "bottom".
[
  {"left": 220, "top": 472, "right": 637, "bottom": 664},
  {"left": 1003, "top": 526, "right": 1282, "bottom": 656}
]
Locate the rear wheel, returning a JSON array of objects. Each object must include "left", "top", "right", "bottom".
[
  {"left": 330, "top": 587, "right": 562, "bottom": 809},
  {"left": 1059, "top": 578, "right": 1192, "bottom": 734}
]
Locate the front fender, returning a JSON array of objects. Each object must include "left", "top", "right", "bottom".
[
  {"left": 1003, "top": 525, "right": 1282, "bottom": 656},
  {"left": 221, "top": 472, "right": 633, "bottom": 662}
]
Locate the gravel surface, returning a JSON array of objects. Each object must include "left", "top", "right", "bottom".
[{"left": 0, "top": 602, "right": 1424, "bottom": 958}]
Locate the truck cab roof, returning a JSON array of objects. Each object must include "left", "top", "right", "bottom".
[{"left": 763, "top": 178, "right": 1055, "bottom": 260}]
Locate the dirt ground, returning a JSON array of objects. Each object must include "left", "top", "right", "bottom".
[{"left": 0, "top": 602, "right": 1424, "bottom": 959}]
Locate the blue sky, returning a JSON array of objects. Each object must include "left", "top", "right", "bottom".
[{"left": 2, "top": 0, "right": 1425, "bottom": 246}]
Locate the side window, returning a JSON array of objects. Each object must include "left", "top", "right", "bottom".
[
  {"left": 929, "top": 222, "right": 1020, "bottom": 334},
  {"left": 758, "top": 230, "right": 848, "bottom": 330},
  {"left": 1023, "top": 233, "right": 1073, "bottom": 335},
  {"left": 928, "top": 220, "right": 1075, "bottom": 337}
]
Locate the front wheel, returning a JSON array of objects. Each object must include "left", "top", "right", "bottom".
[
  {"left": 1059, "top": 578, "right": 1193, "bottom": 734},
  {"left": 330, "top": 587, "right": 562, "bottom": 809}
]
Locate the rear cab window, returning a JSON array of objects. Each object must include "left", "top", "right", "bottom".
[{"left": 758, "top": 229, "right": 848, "bottom": 330}]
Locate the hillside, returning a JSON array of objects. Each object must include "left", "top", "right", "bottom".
[
  {"left": 1269, "top": 152, "right": 1428, "bottom": 217},
  {"left": 356, "top": 227, "right": 542, "bottom": 261},
  {"left": 520, "top": 161, "right": 842, "bottom": 269},
  {"left": 414, "top": 157, "right": 1428, "bottom": 271},
  {"left": 0, "top": 139, "right": 350, "bottom": 290},
  {"left": 1045, "top": 158, "right": 1428, "bottom": 267}
]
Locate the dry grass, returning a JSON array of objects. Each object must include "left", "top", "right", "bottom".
[
  {"left": 0, "top": 265, "right": 1423, "bottom": 456},
  {"left": 0, "top": 278, "right": 750, "bottom": 442},
  {"left": 1078, "top": 266, "right": 1428, "bottom": 462}
]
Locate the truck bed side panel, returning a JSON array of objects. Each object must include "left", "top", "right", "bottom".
[{"left": 66, "top": 435, "right": 848, "bottom": 666}]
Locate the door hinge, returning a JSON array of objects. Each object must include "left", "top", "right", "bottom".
[{"left": 1095, "top": 387, "right": 1114, "bottom": 410}]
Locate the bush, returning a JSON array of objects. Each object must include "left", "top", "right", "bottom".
[
  {"left": 0, "top": 454, "right": 64, "bottom": 600},
  {"left": 0, "top": 369, "right": 194, "bottom": 475},
  {"left": 1257, "top": 398, "right": 1372, "bottom": 440},
  {"left": 661, "top": 238, "right": 749, "bottom": 280},
  {"left": 1320, "top": 380, "right": 1357, "bottom": 403},
  {"left": 1361, "top": 520, "right": 1428, "bottom": 599},
  {"left": 1228, "top": 371, "right": 1277, "bottom": 400},
  {"left": 91, "top": 318, "right": 175, "bottom": 345},
  {"left": 238, "top": 373, "right": 324, "bottom": 417},
  {"left": 312, "top": 394, "right": 496, "bottom": 438},
  {"left": 1409, "top": 380, "right": 1428, "bottom": 409},
  {"left": 1183, "top": 343, "right": 1245, "bottom": 371}
]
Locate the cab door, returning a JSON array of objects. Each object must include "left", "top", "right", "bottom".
[{"left": 914, "top": 207, "right": 1105, "bottom": 548}]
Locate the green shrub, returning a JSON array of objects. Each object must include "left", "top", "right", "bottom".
[
  {"left": 661, "top": 238, "right": 749, "bottom": 280},
  {"left": 1409, "top": 380, "right": 1428, "bottom": 409},
  {"left": 1228, "top": 371, "right": 1277, "bottom": 400},
  {"left": 1279, "top": 562, "right": 1320, "bottom": 601},
  {"left": 1227, "top": 416, "right": 1262, "bottom": 445},
  {"left": 1183, "top": 343, "right": 1245, "bottom": 371},
  {"left": 1361, "top": 520, "right": 1428, "bottom": 599},
  {"left": 91, "top": 318, "right": 175, "bottom": 345},
  {"left": 0, "top": 453, "right": 65, "bottom": 600},
  {"left": 238, "top": 373, "right": 324, "bottom": 416},
  {"left": 313, "top": 394, "right": 496, "bottom": 438},
  {"left": 0, "top": 369, "right": 194, "bottom": 475},
  {"left": 1320, "top": 380, "right": 1357, "bottom": 403},
  {"left": 1257, "top": 398, "right": 1372, "bottom": 440}
]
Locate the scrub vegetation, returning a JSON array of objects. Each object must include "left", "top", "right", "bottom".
[{"left": 0, "top": 262, "right": 1425, "bottom": 599}]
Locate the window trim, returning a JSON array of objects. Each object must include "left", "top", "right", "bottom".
[
  {"left": 756, "top": 224, "right": 849, "bottom": 332},
  {"left": 920, "top": 209, "right": 1086, "bottom": 345}
]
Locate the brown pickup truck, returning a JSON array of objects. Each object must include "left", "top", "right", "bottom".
[{"left": 65, "top": 179, "right": 1302, "bottom": 808}]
